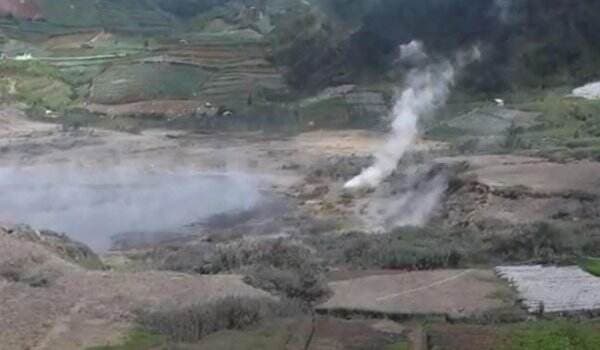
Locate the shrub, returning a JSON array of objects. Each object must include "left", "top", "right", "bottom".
[
  {"left": 159, "top": 239, "right": 330, "bottom": 303},
  {"left": 325, "top": 228, "right": 464, "bottom": 271},
  {"left": 136, "top": 297, "right": 302, "bottom": 343},
  {"left": 244, "top": 263, "right": 330, "bottom": 303},
  {"left": 580, "top": 257, "right": 600, "bottom": 277},
  {"left": 487, "top": 222, "right": 581, "bottom": 264}
]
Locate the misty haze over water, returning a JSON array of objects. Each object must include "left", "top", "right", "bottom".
[{"left": 0, "top": 166, "right": 261, "bottom": 250}]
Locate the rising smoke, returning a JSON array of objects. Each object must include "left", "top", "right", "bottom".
[
  {"left": 369, "top": 169, "right": 448, "bottom": 229},
  {"left": 0, "top": 165, "right": 261, "bottom": 250},
  {"left": 345, "top": 41, "right": 480, "bottom": 190}
]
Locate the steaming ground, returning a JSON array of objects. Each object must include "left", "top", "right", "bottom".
[
  {"left": 2, "top": 104, "right": 599, "bottom": 252},
  {"left": 0, "top": 166, "right": 260, "bottom": 250},
  {"left": 0, "top": 108, "right": 455, "bottom": 247},
  {"left": 0, "top": 108, "right": 408, "bottom": 249}
]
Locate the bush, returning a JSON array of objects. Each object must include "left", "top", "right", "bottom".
[
  {"left": 159, "top": 239, "right": 330, "bottom": 303},
  {"left": 580, "top": 257, "right": 600, "bottom": 277},
  {"left": 321, "top": 228, "right": 464, "bottom": 271},
  {"left": 136, "top": 297, "right": 302, "bottom": 343},
  {"left": 244, "top": 263, "right": 330, "bottom": 303},
  {"left": 487, "top": 222, "right": 582, "bottom": 264},
  {"left": 160, "top": 239, "right": 312, "bottom": 274}
]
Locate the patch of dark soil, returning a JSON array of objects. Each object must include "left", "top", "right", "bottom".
[
  {"left": 198, "top": 197, "right": 290, "bottom": 232},
  {"left": 309, "top": 317, "right": 407, "bottom": 350},
  {"left": 428, "top": 324, "right": 502, "bottom": 350}
]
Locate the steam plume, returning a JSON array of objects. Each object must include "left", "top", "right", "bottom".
[
  {"left": 373, "top": 170, "right": 448, "bottom": 229},
  {"left": 0, "top": 165, "right": 261, "bottom": 250},
  {"left": 345, "top": 41, "right": 480, "bottom": 189}
]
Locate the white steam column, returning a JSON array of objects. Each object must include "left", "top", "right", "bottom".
[{"left": 345, "top": 41, "right": 481, "bottom": 190}]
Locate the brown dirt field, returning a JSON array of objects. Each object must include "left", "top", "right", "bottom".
[
  {"left": 440, "top": 154, "right": 600, "bottom": 226},
  {"left": 309, "top": 317, "right": 406, "bottom": 350},
  {"left": 437, "top": 155, "right": 600, "bottom": 194},
  {"left": 318, "top": 270, "right": 510, "bottom": 318}
]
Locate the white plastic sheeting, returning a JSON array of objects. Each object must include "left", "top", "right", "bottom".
[{"left": 496, "top": 265, "right": 600, "bottom": 313}]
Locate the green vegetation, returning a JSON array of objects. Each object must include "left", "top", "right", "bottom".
[
  {"left": 186, "top": 327, "right": 297, "bottom": 350},
  {"left": 298, "top": 97, "right": 351, "bottom": 129},
  {"left": 338, "top": 230, "right": 463, "bottom": 270},
  {"left": 513, "top": 96, "right": 600, "bottom": 158},
  {"left": 0, "top": 60, "right": 73, "bottom": 110},
  {"left": 38, "top": 0, "right": 173, "bottom": 31},
  {"left": 90, "top": 63, "right": 210, "bottom": 104},
  {"left": 312, "top": 227, "right": 466, "bottom": 271},
  {"left": 88, "top": 330, "right": 165, "bottom": 350},
  {"left": 488, "top": 222, "right": 577, "bottom": 264},
  {"left": 312, "top": 221, "right": 600, "bottom": 270},
  {"left": 500, "top": 321, "right": 600, "bottom": 350},
  {"left": 580, "top": 257, "right": 600, "bottom": 277},
  {"left": 426, "top": 93, "right": 600, "bottom": 159},
  {"left": 0, "top": 60, "right": 61, "bottom": 78},
  {"left": 136, "top": 297, "right": 301, "bottom": 343},
  {"left": 187, "top": 5, "right": 240, "bottom": 31},
  {"left": 159, "top": 240, "right": 330, "bottom": 303}
]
